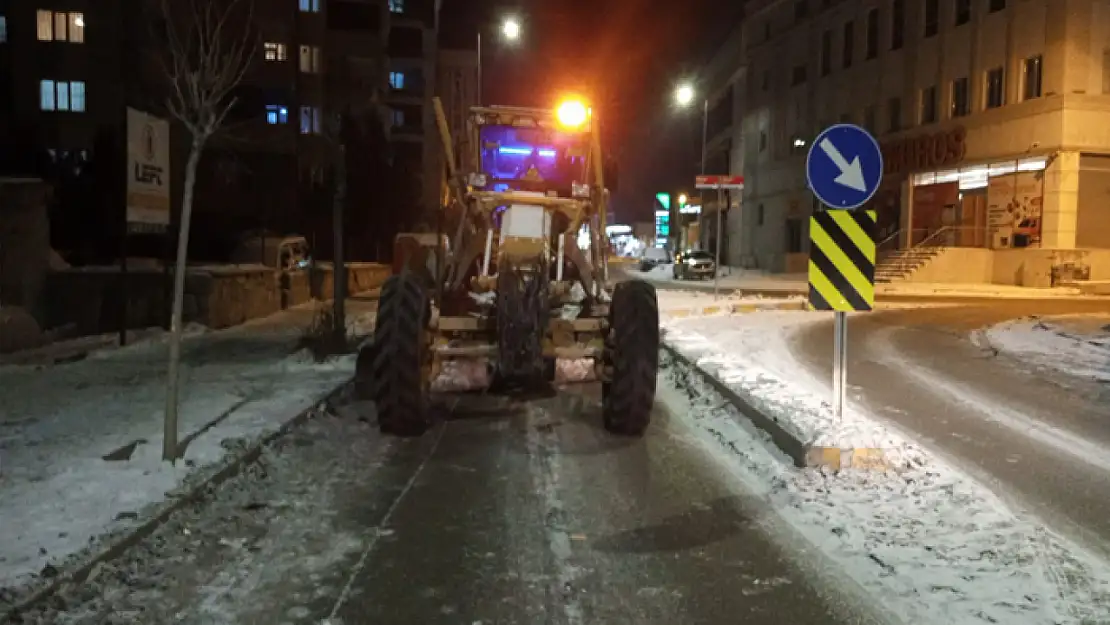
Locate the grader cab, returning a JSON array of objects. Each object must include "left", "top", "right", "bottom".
[{"left": 367, "top": 96, "right": 660, "bottom": 437}]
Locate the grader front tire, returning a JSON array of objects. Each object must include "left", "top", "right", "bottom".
[
  {"left": 371, "top": 274, "right": 430, "bottom": 437},
  {"left": 602, "top": 280, "right": 659, "bottom": 436}
]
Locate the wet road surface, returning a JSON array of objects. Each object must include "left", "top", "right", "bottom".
[
  {"left": 21, "top": 383, "right": 882, "bottom": 624},
  {"left": 793, "top": 301, "right": 1110, "bottom": 557}
]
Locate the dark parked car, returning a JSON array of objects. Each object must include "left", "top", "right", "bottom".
[{"left": 672, "top": 250, "right": 716, "bottom": 280}]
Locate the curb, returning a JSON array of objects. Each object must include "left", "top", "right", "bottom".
[
  {"left": 661, "top": 299, "right": 807, "bottom": 319},
  {"left": 0, "top": 378, "right": 354, "bottom": 622},
  {"left": 660, "top": 343, "right": 889, "bottom": 471}
]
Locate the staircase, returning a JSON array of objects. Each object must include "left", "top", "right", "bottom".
[{"left": 874, "top": 247, "right": 945, "bottom": 283}]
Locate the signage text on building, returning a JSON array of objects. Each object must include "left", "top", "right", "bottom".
[{"left": 881, "top": 127, "right": 966, "bottom": 177}]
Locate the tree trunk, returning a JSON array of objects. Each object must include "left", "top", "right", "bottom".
[
  {"left": 163, "top": 136, "right": 204, "bottom": 462},
  {"left": 332, "top": 143, "right": 347, "bottom": 343}
]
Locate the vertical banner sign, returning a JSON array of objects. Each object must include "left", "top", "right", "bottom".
[
  {"left": 804, "top": 124, "right": 883, "bottom": 419},
  {"left": 126, "top": 107, "right": 171, "bottom": 229},
  {"left": 806, "top": 209, "right": 877, "bottom": 311}
]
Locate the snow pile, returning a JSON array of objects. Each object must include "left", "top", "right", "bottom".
[
  {"left": 555, "top": 358, "right": 595, "bottom": 383},
  {"left": 983, "top": 316, "right": 1110, "bottom": 383},
  {"left": 0, "top": 319, "right": 357, "bottom": 601},
  {"left": 431, "top": 358, "right": 491, "bottom": 392},
  {"left": 664, "top": 312, "right": 887, "bottom": 449},
  {"left": 659, "top": 312, "right": 1110, "bottom": 624},
  {"left": 656, "top": 289, "right": 803, "bottom": 318},
  {"left": 345, "top": 310, "right": 376, "bottom": 338}
]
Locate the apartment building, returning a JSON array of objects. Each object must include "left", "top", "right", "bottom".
[
  {"left": 384, "top": 0, "right": 441, "bottom": 224},
  {"left": 0, "top": 0, "right": 443, "bottom": 262},
  {"left": 736, "top": 0, "right": 1110, "bottom": 282}
]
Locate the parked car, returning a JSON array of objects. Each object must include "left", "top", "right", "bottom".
[
  {"left": 639, "top": 247, "right": 671, "bottom": 272},
  {"left": 672, "top": 250, "right": 716, "bottom": 280}
]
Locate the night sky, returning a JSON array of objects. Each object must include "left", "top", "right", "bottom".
[{"left": 440, "top": 0, "right": 743, "bottom": 224}]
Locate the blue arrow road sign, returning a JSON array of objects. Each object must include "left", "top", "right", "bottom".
[{"left": 805, "top": 124, "right": 883, "bottom": 210}]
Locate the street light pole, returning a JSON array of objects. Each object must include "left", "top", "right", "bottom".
[{"left": 477, "top": 31, "right": 482, "bottom": 104}]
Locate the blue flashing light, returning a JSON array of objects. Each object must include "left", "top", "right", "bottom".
[
  {"left": 492, "top": 183, "right": 510, "bottom": 192},
  {"left": 499, "top": 146, "right": 532, "bottom": 155},
  {"left": 537, "top": 149, "right": 556, "bottom": 158}
]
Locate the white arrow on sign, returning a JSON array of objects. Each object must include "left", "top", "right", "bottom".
[{"left": 819, "top": 137, "right": 866, "bottom": 192}]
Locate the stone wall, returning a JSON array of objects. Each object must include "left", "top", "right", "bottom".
[{"left": 44, "top": 262, "right": 390, "bottom": 335}]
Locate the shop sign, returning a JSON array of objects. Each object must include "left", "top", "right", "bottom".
[{"left": 881, "top": 127, "right": 967, "bottom": 176}]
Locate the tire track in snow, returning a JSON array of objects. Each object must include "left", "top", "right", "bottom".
[
  {"left": 321, "top": 422, "right": 447, "bottom": 623},
  {"left": 524, "top": 403, "right": 585, "bottom": 625}
]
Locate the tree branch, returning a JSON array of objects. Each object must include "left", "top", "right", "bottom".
[{"left": 156, "top": 0, "right": 258, "bottom": 140}]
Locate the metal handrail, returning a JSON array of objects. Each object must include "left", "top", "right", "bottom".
[{"left": 878, "top": 226, "right": 989, "bottom": 278}]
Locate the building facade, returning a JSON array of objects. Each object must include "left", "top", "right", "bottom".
[{"left": 736, "top": 0, "right": 1110, "bottom": 281}]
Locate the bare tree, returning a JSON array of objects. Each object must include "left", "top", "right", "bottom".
[{"left": 156, "top": 0, "right": 256, "bottom": 462}]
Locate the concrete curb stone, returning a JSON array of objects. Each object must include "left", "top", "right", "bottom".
[{"left": 660, "top": 343, "right": 889, "bottom": 472}]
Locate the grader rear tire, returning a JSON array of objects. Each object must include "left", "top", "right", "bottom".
[
  {"left": 371, "top": 274, "right": 430, "bottom": 436},
  {"left": 602, "top": 280, "right": 659, "bottom": 436}
]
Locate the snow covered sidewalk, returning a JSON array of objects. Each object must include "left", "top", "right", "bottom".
[
  {"left": 980, "top": 315, "right": 1110, "bottom": 383},
  {"left": 0, "top": 299, "right": 377, "bottom": 601},
  {"left": 658, "top": 311, "right": 1110, "bottom": 624}
]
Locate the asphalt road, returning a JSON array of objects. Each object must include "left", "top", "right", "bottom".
[
  {"left": 792, "top": 301, "right": 1110, "bottom": 557},
  {"left": 21, "top": 383, "right": 882, "bottom": 624}
]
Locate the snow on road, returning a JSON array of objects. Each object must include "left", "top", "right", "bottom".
[
  {"left": 982, "top": 315, "right": 1110, "bottom": 383},
  {"left": 659, "top": 311, "right": 1110, "bottom": 625},
  {"left": 0, "top": 311, "right": 366, "bottom": 604}
]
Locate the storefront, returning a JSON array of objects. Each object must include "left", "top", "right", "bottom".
[{"left": 874, "top": 126, "right": 1048, "bottom": 251}]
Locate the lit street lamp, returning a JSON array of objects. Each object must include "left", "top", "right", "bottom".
[
  {"left": 674, "top": 83, "right": 707, "bottom": 175},
  {"left": 502, "top": 17, "right": 521, "bottom": 40},
  {"left": 478, "top": 16, "right": 524, "bottom": 103},
  {"left": 675, "top": 82, "right": 726, "bottom": 300},
  {"left": 675, "top": 84, "right": 695, "bottom": 107}
]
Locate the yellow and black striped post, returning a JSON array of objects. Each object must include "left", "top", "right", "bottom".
[{"left": 807, "top": 209, "right": 877, "bottom": 312}]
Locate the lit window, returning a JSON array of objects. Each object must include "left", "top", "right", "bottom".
[
  {"left": 36, "top": 10, "right": 53, "bottom": 40},
  {"left": 56, "top": 81, "right": 70, "bottom": 110},
  {"left": 264, "top": 42, "right": 287, "bottom": 61},
  {"left": 266, "top": 104, "right": 288, "bottom": 124},
  {"left": 389, "top": 71, "right": 404, "bottom": 89},
  {"left": 40, "top": 80, "right": 56, "bottom": 110},
  {"left": 39, "top": 80, "right": 85, "bottom": 112},
  {"left": 53, "top": 12, "right": 67, "bottom": 41},
  {"left": 68, "top": 13, "right": 84, "bottom": 43},
  {"left": 0, "top": 16, "right": 8, "bottom": 43},
  {"left": 389, "top": 0, "right": 404, "bottom": 13},
  {"left": 299, "top": 0, "right": 320, "bottom": 12},
  {"left": 299, "top": 45, "right": 320, "bottom": 73},
  {"left": 300, "top": 106, "right": 321, "bottom": 134},
  {"left": 70, "top": 81, "right": 85, "bottom": 111}
]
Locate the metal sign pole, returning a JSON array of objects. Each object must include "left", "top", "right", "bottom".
[
  {"left": 714, "top": 186, "right": 723, "bottom": 300},
  {"left": 832, "top": 310, "right": 847, "bottom": 418}
]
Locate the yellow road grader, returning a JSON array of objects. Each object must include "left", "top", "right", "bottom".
[{"left": 365, "top": 96, "right": 659, "bottom": 437}]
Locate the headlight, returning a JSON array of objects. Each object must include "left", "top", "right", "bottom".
[
  {"left": 468, "top": 172, "right": 487, "bottom": 188},
  {"left": 571, "top": 182, "right": 590, "bottom": 198}
]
